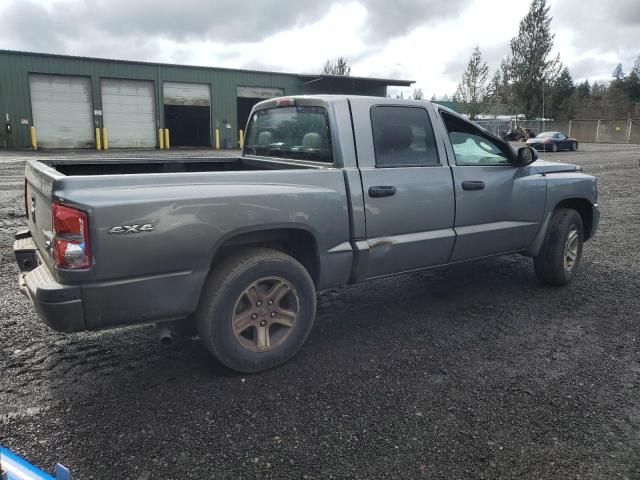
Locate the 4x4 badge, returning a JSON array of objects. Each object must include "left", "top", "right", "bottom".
[{"left": 108, "top": 224, "right": 155, "bottom": 234}]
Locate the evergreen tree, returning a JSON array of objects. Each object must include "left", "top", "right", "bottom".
[
  {"left": 612, "top": 63, "right": 625, "bottom": 81},
  {"left": 454, "top": 46, "right": 489, "bottom": 119},
  {"left": 507, "top": 0, "right": 561, "bottom": 118},
  {"left": 625, "top": 55, "right": 640, "bottom": 101},
  {"left": 486, "top": 70, "right": 501, "bottom": 102},
  {"left": 549, "top": 66, "right": 574, "bottom": 119},
  {"left": 576, "top": 79, "right": 591, "bottom": 98},
  {"left": 322, "top": 57, "right": 351, "bottom": 76},
  {"left": 412, "top": 88, "right": 424, "bottom": 100}
]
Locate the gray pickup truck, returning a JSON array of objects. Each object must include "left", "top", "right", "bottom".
[{"left": 15, "top": 95, "right": 599, "bottom": 373}]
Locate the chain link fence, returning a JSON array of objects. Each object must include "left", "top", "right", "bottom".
[{"left": 475, "top": 118, "right": 639, "bottom": 144}]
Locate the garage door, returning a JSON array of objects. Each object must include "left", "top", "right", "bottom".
[
  {"left": 163, "top": 82, "right": 211, "bottom": 147},
  {"left": 101, "top": 79, "right": 156, "bottom": 148},
  {"left": 163, "top": 82, "right": 210, "bottom": 106},
  {"left": 29, "top": 74, "right": 94, "bottom": 148}
]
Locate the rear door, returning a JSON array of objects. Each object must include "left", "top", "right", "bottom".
[
  {"left": 437, "top": 110, "right": 546, "bottom": 261},
  {"left": 350, "top": 98, "right": 455, "bottom": 278}
]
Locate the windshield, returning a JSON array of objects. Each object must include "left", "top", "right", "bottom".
[
  {"left": 536, "top": 132, "right": 557, "bottom": 138},
  {"left": 244, "top": 106, "right": 333, "bottom": 163}
]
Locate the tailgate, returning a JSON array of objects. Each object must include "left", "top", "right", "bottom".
[{"left": 24, "top": 160, "right": 63, "bottom": 269}]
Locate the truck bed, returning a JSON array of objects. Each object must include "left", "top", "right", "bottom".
[{"left": 46, "top": 156, "right": 316, "bottom": 176}]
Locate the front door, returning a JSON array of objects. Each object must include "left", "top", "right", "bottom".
[
  {"left": 349, "top": 99, "right": 456, "bottom": 278},
  {"left": 438, "top": 111, "right": 546, "bottom": 262}
]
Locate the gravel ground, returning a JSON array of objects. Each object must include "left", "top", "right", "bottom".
[{"left": 0, "top": 145, "right": 639, "bottom": 479}]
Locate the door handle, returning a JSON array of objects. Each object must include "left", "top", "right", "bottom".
[
  {"left": 368, "top": 186, "right": 397, "bottom": 198},
  {"left": 461, "top": 181, "right": 485, "bottom": 191}
]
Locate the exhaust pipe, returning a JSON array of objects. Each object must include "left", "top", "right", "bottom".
[{"left": 156, "top": 324, "right": 174, "bottom": 346}]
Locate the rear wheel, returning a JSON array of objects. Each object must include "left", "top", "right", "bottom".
[
  {"left": 551, "top": 142, "right": 558, "bottom": 152},
  {"left": 196, "top": 248, "right": 316, "bottom": 373},
  {"left": 534, "top": 208, "right": 584, "bottom": 286}
]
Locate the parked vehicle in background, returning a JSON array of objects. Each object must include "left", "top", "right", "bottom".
[
  {"left": 502, "top": 127, "right": 536, "bottom": 142},
  {"left": 15, "top": 96, "right": 599, "bottom": 373},
  {"left": 527, "top": 131, "right": 578, "bottom": 152}
]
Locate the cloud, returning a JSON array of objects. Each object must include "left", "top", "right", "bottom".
[
  {"left": 1, "top": 1, "right": 65, "bottom": 52},
  {"left": 0, "top": 0, "right": 638, "bottom": 98},
  {"left": 552, "top": 0, "right": 640, "bottom": 72},
  {"left": 360, "top": 0, "right": 473, "bottom": 40},
  {"left": 0, "top": 0, "right": 473, "bottom": 49}
]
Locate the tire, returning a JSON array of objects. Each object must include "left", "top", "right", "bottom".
[
  {"left": 534, "top": 208, "right": 584, "bottom": 286},
  {"left": 551, "top": 142, "right": 558, "bottom": 152},
  {"left": 196, "top": 248, "right": 316, "bottom": 373},
  {"left": 570, "top": 142, "right": 578, "bottom": 151}
]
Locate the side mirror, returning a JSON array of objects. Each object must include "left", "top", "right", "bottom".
[{"left": 514, "top": 146, "right": 538, "bottom": 167}]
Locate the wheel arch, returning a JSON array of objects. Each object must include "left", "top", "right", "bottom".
[
  {"left": 554, "top": 197, "right": 595, "bottom": 240},
  {"left": 206, "top": 225, "right": 321, "bottom": 287},
  {"left": 527, "top": 196, "right": 595, "bottom": 257}
]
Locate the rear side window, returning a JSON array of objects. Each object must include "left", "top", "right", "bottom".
[
  {"left": 244, "top": 106, "right": 333, "bottom": 163},
  {"left": 371, "top": 106, "right": 439, "bottom": 167}
]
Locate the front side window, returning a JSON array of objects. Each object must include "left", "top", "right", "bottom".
[
  {"left": 371, "top": 106, "right": 439, "bottom": 167},
  {"left": 441, "top": 112, "right": 511, "bottom": 166},
  {"left": 244, "top": 106, "right": 332, "bottom": 163}
]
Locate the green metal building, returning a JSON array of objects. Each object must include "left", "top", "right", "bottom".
[{"left": 0, "top": 50, "right": 412, "bottom": 149}]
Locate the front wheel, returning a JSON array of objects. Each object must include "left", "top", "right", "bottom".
[
  {"left": 196, "top": 248, "right": 316, "bottom": 373},
  {"left": 534, "top": 208, "right": 584, "bottom": 286},
  {"left": 570, "top": 142, "right": 578, "bottom": 151}
]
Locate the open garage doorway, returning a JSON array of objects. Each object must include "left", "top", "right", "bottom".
[
  {"left": 163, "top": 82, "right": 211, "bottom": 147},
  {"left": 236, "top": 86, "right": 284, "bottom": 134}
]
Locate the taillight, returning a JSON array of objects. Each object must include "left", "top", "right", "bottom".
[
  {"left": 544, "top": 139, "right": 551, "bottom": 144},
  {"left": 52, "top": 203, "right": 90, "bottom": 269},
  {"left": 275, "top": 98, "right": 296, "bottom": 107}
]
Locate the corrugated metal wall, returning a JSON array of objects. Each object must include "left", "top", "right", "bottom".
[
  {"left": 0, "top": 50, "right": 390, "bottom": 148},
  {"left": 0, "top": 51, "right": 303, "bottom": 148}
]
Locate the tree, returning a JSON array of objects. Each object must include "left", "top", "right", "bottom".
[
  {"left": 625, "top": 55, "right": 640, "bottom": 101},
  {"left": 507, "top": 0, "right": 561, "bottom": 118},
  {"left": 322, "top": 57, "right": 351, "bottom": 76},
  {"left": 454, "top": 46, "right": 489, "bottom": 119},
  {"left": 412, "top": 88, "right": 424, "bottom": 100},
  {"left": 576, "top": 79, "right": 591, "bottom": 99},
  {"left": 548, "top": 66, "right": 574, "bottom": 119},
  {"left": 485, "top": 69, "right": 501, "bottom": 102},
  {"left": 612, "top": 63, "right": 625, "bottom": 81}
]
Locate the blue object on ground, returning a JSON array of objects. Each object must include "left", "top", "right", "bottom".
[{"left": 0, "top": 447, "right": 71, "bottom": 480}]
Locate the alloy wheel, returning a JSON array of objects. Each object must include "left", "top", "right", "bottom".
[
  {"left": 564, "top": 225, "right": 579, "bottom": 271},
  {"left": 232, "top": 277, "right": 300, "bottom": 352}
]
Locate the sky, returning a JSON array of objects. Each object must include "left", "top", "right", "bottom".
[{"left": 0, "top": 0, "right": 638, "bottom": 98}]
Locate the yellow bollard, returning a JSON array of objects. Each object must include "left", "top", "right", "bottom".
[
  {"left": 158, "top": 128, "right": 164, "bottom": 149},
  {"left": 95, "top": 128, "right": 102, "bottom": 150},
  {"left": 215, "top": 128, "right": 220, "bottom": 149},
  {"left": 239, "top": 129, "right": 244, "bottom": 149},
  {"left": 102, "top": 128, "right": 108, "bottom": 150},
  {"left": 30, "top": 126, "right": 37, "bottom": 150},
  {"left": 164, "top": 128, "right": 170, "bottom": 149}
]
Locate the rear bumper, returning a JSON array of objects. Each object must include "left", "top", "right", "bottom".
[
  {"left": 14, "top": 232, "right": 85, "bottom": 332},
  {"left": 14, "top": 229, "right": 203, "bottom": 333}
]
